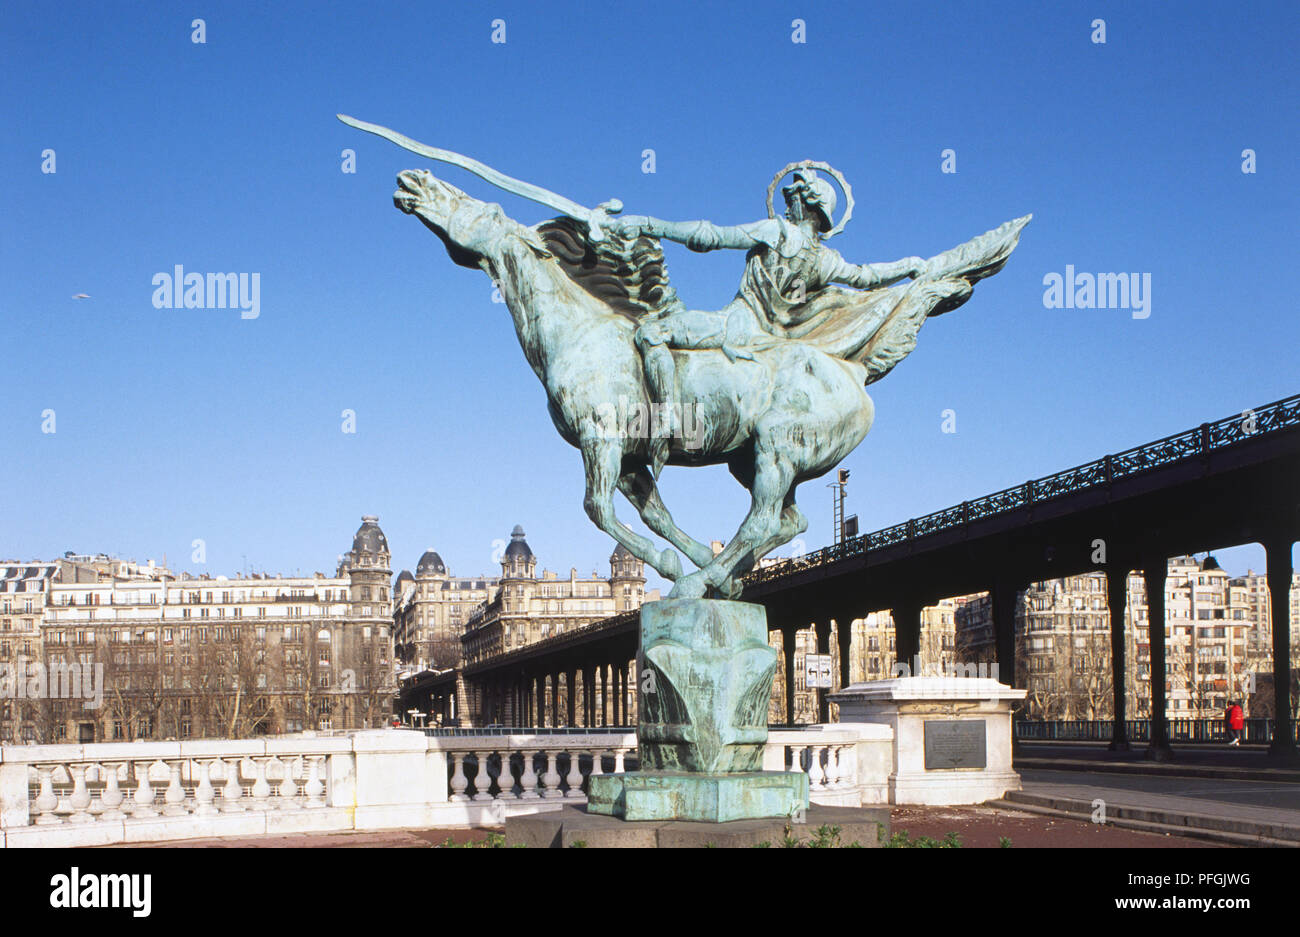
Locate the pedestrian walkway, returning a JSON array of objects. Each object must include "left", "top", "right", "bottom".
[
  {"left": 1001, "top": 768, "right": 1300, "bottom": 847},
  {"left": 1016, "top": 741, "right": 1300, "bottom": 783}
]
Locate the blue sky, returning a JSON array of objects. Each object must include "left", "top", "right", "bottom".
[{"left": 2, "top": 1, "right": 1296, "bottom": 588}]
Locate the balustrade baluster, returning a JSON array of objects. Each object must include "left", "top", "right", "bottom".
[
  {"left": 33, "top": 765, "right": 62, "bottom": 825},
  {"left": 564, "top": 750, "right": 584, "bottom": 798},
  {"left": 132, "top": 761, "right": 159, "bottom": 818},
  {"left": 68, "top": 763, "right": 93, "bottom": 823},
  {"left": 194, "top": 760, "right": 218, "bottom": 816},
  {"left": 162, "top": 760, "right": 187, "bottom": 816},
  {"left": 491, "top": 748, "right": 517, "bottom": 800},
  {"left": 304, "top": 756, "right": 326, "bottom": 807},
  {"left": 220, "top": 758, "right": 245, "bottom": 812},
  {"left": 471, "top": 751, "right": 493, "bottom": 802},
  {"left": 589, "top": 749, "right": 605, "bottom": 778},
  {"left": 541, "top": 751, "right": 563, "bottom": 799},
  {"left": 250, "top": 757, "right": 272, "bottom": 810},
  {"left": 516, "top": 750, "right": 538, "bottom": 800},
  {"left": 828, "top": 746, "right": 847, "bottom": 788},
  {"left": 790, "top": 744, "right": 807, "bottom": 776},
  {"left": 32, "top": 764, "right": 61, "bottom": 821},
  {"left": 449, "top": 752, "right": 470, "bottom": 802},
  {"left": 277, "top": 756, "right": 301, "bottom": 809},
  {"left": 98, "top": 762, "right": 126, "bottom": 820},
  {"left": 613, "top": 748, "right": 627, "bottom": 774},
  {"left": 808, "top": 747, "right": 826, "bottom": 790}
]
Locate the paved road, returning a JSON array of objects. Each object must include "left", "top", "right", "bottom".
[
  {"left": 1018, "top": 741, "right": 1296, "bottom": 772},
  {"left": 1020, "top": 768, "right": 1300, "bottom": 829}
]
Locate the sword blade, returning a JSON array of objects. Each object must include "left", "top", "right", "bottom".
[{"left": 337, "top": 113, "right": 593, "bottom": 223}]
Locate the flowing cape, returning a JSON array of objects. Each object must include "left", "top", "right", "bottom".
[{"left": 536, "top": 213, "right": 1030, "bottom": 385}]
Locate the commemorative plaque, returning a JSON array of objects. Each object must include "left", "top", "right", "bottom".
[{"left": 923, "top": 719, "right": 987, "bottom": 770}]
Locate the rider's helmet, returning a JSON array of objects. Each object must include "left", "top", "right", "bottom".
[{"left": 783, "top": 169, "right": 837, "bottom": 234}]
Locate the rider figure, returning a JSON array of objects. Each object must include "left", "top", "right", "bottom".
[{"left": 615, "top": 168, "right": 927, "bottom": 476}]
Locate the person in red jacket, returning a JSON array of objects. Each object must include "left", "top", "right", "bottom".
[{"left": 1226, "top": 702, "right": 1244, "bottom": 746}]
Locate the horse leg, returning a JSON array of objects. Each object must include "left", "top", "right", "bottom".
[
  {"left": 669, "top": 447, "right": 795, "bottom": 599},
  {"left": 725, "top": 494, "right": 808, "bottom": 584},
  {"left": 701, "top": 491, "right": 808, "bottom": 599},
  {"left": 617, "top": 465, "right": 716, "bottom": 572},
  {"left": 582, "top": 440, "right": 684, "bottom": 582}
]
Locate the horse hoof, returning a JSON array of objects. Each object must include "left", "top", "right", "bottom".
[
  {"left": 719, "top": 577, "right": 744, "bottom": 600},
  {"left": 667, "top": 574, "right": 706, "bottom": 600},
  {"left": 657, "top": 549, "right": 683, "bottom": 580}
]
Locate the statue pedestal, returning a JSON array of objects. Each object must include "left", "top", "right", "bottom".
[
  {"left": 587, "top": 598, "right": 808, "bottom": 822},
  {"left": 829, "top": 677, "right": 1026, "bottom": 805}
]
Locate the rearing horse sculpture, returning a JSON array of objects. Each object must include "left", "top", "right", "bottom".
[{"left": 355, "top": 118, "right": 1028, "bottom": 600}]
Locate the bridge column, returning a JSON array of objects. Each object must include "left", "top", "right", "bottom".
[
  {"left": 1107, "top": 566, "right": 1131, "bottom": 751},
  {"left": 583, "top": 663, "right": 595, "bottom": 727},
  {"left": 892, "top": 601, "right": 922, "bottom": 677},
  {"left": 780, "top": 626, "right": 797, "bottom": 726},
  {"left": 566, "top": 668, "right": 577, "bottom": 727},
  {"left": 536, "top": 675, "right": 547, "bottom": 729},
  {"left": 620, "top": 660, "right": 630, "bottom": 725},
  {"left": 837, "top": 616, "right": 854, "bottom": 688},
  {"left": 629, "top": 657, "right": 640, "bottom": 724},
  {"left": 1144, "top": 557, "right": 1172, "bottom": 761},
  {"left": 603, "top": 663, "right": 612, "bottom": 726},
  {"left": 605, "top": 662, "right": 613, "bottom": 726},
  {"left": 814, "top": 621, "right": 832, "bottom": 723},
  {"left": 551, "top": 671, "right": 561, "bottom": 728},
  {"left": 615, "top": 661, "right": 625, "bottom": 725},
  {"left": 1266, "top": 536, "right": 1297, "bottom": 761},
  {"left": 991, "top": 582, "right": 1018, "bottom": 688}
]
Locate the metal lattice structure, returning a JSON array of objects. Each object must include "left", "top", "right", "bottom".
[{"left": 747, "top": 393, "right": 1300, "bottom": 586}]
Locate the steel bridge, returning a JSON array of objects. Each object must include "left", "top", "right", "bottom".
[{"left": 404, "top": 392, "right": 1300, "bottom": 761}]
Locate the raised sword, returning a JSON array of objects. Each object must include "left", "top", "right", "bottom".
[{"left": 337, "top": 114, "right": 623, "bottom": 241}]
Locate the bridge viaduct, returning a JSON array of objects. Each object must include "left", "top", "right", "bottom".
[{"left": 405, "top": 393, "right": 1300, "bottom": 761}]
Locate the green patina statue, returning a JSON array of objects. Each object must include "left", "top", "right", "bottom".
[{"left": 342, "top": 115, "right": 1029, "bottom": 820}]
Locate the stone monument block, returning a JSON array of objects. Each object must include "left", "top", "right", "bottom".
[
  {"left": 830, "top": 676, "right": 1025, "bottom": 805},
  {"left": 588, "top": 598, "right": 808, "bottom": 821}
]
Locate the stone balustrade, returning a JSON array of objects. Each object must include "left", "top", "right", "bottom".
[
  {"left": 767, "top": 724, "right": 892, "bottom": 806},
  {"left": 0, "top": 724, "right": 892, "bottom": 847}
]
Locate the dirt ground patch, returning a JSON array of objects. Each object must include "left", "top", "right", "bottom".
[{"left": 888, "top": 805, "right": 1225, "bottom": 848}]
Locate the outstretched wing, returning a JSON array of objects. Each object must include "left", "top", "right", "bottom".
[
  {"left": 535, "top": 217, "right": 680, "bottom": 322},
  {"left": 780, "top": 215, "right": 1031, "bottom": 384}
]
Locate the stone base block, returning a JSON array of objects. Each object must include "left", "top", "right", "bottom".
[
  {"left": 506, "top": 803, "right": 888, "bottom": 848},
  {"left": 587, "top": 770, "right": 808, "bottom": 822},
  {"left": 889, "top": 770, "right": 1022, "bottom": 805}
]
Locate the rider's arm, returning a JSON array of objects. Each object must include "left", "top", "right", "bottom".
[
  {"left": 619, "top": 216, "right": 781, "bottom": 252},
  {"left": 823, "top": 248, "right": 927, "bottom": 289}
]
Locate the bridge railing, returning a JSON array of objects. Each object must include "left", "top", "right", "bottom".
[
  {"left": 748, "top": 392, "right": 1300, "bottom": 585},
  {"left": 0, "top": 724, "right": 891, "bottom": 846},
  {"left": 1014, "top": 718, "right": 1294, "bottom": 745}
]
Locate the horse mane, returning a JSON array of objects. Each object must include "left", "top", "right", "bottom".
[{"left": 536, "top": 217, "right": 679, "bottom": 322}]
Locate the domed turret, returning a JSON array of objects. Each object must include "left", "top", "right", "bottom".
[
  {"left": 504, "top": 525, "right": 534, "bottom": 559},
  {"left": 341, "top": 515, "right": 392, "bottom": 619},
  {"left": 501, "top": 525, "right": 536, "bottom": 579},
  {"left": 609, "top": 542, "right": 645, "bottom": 611},
  {"left": 417, "top": 549, "right": 447, "bottom": 577},
  {"left": 352, "top": 515, "right": 388, "bottom": 555}
]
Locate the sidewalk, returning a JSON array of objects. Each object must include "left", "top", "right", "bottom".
[
  {"left": 1001, "top": 768, "right": 1300, "bottom": 847},
  {"left": 1015, "top": 741, "right": 1300, "bottom": 783}
]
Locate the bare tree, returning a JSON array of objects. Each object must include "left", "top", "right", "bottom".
[{"left": 1064, "top": 630, "right": 1113, "bottom": 720}]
